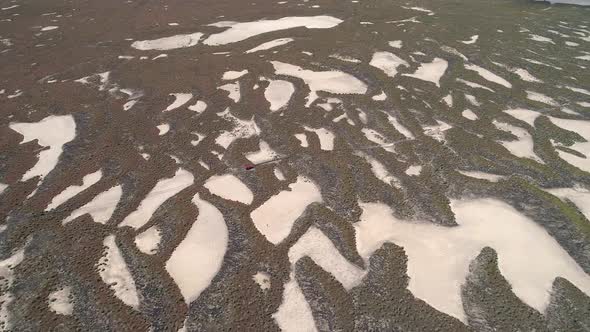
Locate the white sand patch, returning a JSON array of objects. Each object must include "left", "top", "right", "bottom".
[
  {"left": 405, "top": 165, "right": 422, "bottom": 176},
  {"left": 316, "top": 97, "right": 342, "bottom": 112},
  {"left": 1, "top": 5, "right": 19, "bottom": 10},
  {"left": 289, "top": 227, "right": 365, "bottom": 289},
  {"left": 271, "top": 61, "right": 367, "bottom": 107},
  {"left": 333, "top": 112, "right": 355, "bottom": 126},
  {"left": 274, "top": 167, "right": 286, "bottom": 181},
  {"left": 120, "top": 169, "right": 194, "bottom": 229},
  {"left": 462, "top": 109, "right": 478, "bottom": 120},
  {"left": 64, "top": 185, "right": 122, "bottom": 225},
  {"left": 198, "top": 160, "right": 210, "bottom": 170},
  {"left": 135, "top": 226, "right": 161, "bottom": 255},
  {"left": 253, "top": 271, "right": 271, "bottom": 290},
  {"left": 493, "top": 120, "right": 542, "bottom": 162},
  {"left": 46, "top": 170, "right": 102, "bottom": 211},
  {"left": 204, "top": 16, "right": 342, "bottom": 46},
  {"left": 565, "top": 85, "right": 590, "bottom": 96},
  {"left": 576, "top": 55, "right": 590, "bottom": 61},
  {"left": 273, "top": 275, "right": 317, "bottom": 332},
  {"left": 41, "top": 26, "right": 59, "bottom": 31},
  {"left": 218, "top": 82, "right": 241, "bottom": 102},
  {"left": 48, "top": 287, "right": 73, "bottom": 315},
  {"left": 461, "top": 35, "right": 478, "bottom": 44},
  {"left": 403, "top": 58, "right": 448, "bottom": 87},
  {"left": 386, "top": 17, "right": 420, "bottom": 24},
  {"left": 547, "top": 117, "right": 590, "bottom": 172},
  {"left": 264, "top": 79, "right": 295, "bottom": 111},
  {"left": 513, "top": 68, "right": 542, "bottom": 83},
  {"left": 384, "top": 113, "right": 414, "bottom": 139},
  {"left": 10, "top": 115, "right": 76, "bottom": 181},
  {"left": 166, "top": 193, "right": 228, "bottom": 303},
  {"left": 357, "top": 109, "right": 368, "bottom": 125},
  {"left": 355, "top": 199, "right": 590, "bottom": 322},
  {"left": 304, "top": 126, "right": 335, "bottom": 151},
  {"left": 504, "top": 108, "right": 540, "bottom": 126},
  {"left": 578, "top": 102, "right": 590, "bottom": 108},
  {"left": 546, "top": 187, "right": 590, "bottom": 220},
  {"left": 167, "top": 154, "right": 180, "bottom": 163},
  {"left": 561, "top": 108, "right": 579, "bottom": 115},
  {"left": 157, "top": 123, "right": 170, "bottom": 135},
  {"left": 245, "top": 37, "right": 294, "bottom": 53},
  {"left": 215, "top": 111, "right": 259, "bottom": 149},
  {"left": 164, "top": 93, "right": 193, "bottom": 112},
  {"left": 423, "top": 121, "right": 452, "bottom": 142},
  {"left": 188, "top": 100, "right": 207, "bottom": 113},
  {"left": 372, "top": 91, "right": 387, "bottom": 101},
  {"left": 120, "top": 88, "right": 143, "bottom": 100},
  {"left": 295, "top": 133, "right": 309, "bottom": 147},
  {"left": 547, "top": 29, "right": 570, "bottom": 38},
  {"left": 526, "top": 91, "right": 558, "bottom": 106},
  {"left": 0, "top": 245, "right": 26, "bottom": 330},
  {"left": 388, "top": 40, "right": 403, "bottom": 48},
  {"left": 442, "top": 94, "right": 453, "bottom": 107},
  {"left": 204, "top": 174, "right": 253, "bottom": 204},
  {"left": 493, "top": 62, "right": 543, "bottom": 83},
  {"left": 222, "top": 70, "right": 248, "bottom": 80},
  {"left": 7, "top": 90, "right": 23, "bottom": 99},
  {"left": 251, "top": 176, "right": 322, "bottom": 244},
  {"left": 316, "top": 103, "right": 330, "bottom": 112},
  {"left": 456, "top": 78, "right": 494, "bottom": 92},
  {"left": 98, "top": 235, "right": 140, "bottom": 309},
  {"left": 356, "top": 151, "right": 400, "bottom": 187},
  {"left": 529, "top": 34, "right": 555, "bottom": 44},
  {"left": 464, "top": 64, "right": 512, "bottom": 88},
  {"left": 131, "top": 32, "right": 204, "bottom": 50},
  {"left": 153, "top": 54, "right": 168, "bottom": 60},
  {"left": 523, "top": 57, "right": 559, "bottom": 68},
  {"left": 246, "top": 140, "right": 278, "bottom": 164},
  {"left": 369, "top": 51, "right": 408, "bottom": 77},
  {"left": 465, "top": 94, "right": 481, "bottom": 107},
  {"left": 361, "top": 128, "right": 395, "bottom": 152},
  {"left": 458, "top": 170, "right": 505, "bottom": 182},
  {"left": 124, "top": 100, "right": 138, "bottom": 111},
  {"left": 501, "top": 110, "right": 589, "bottom": 165},
  {"left": 0, "top": 183, "right": 8, "bottom": 195},
  {"left": 329, "top": 54, "right": 361, "bottom": 63},
  {"left": 402, "top": 6, "right": 434, "bottom": 14},
  {"left": 566, "top": 41, "right": 579, "bottom": 46}
]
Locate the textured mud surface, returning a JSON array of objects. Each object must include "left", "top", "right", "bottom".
[{"left": 1, "top": 0, "right": 590, "bottom": 330}]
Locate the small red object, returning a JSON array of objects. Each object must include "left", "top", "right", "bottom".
[{"left": 244, "top": 164, "right": 255, "bottom": 170}]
